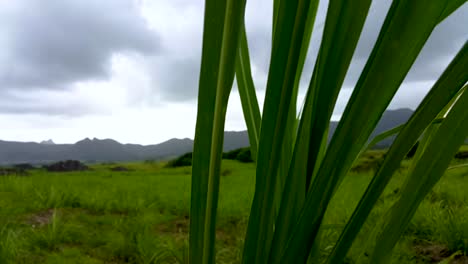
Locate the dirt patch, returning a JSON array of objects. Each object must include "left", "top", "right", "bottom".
[
  {"left": 221, "top": 168, "right": 233, "bottom": 177},
  {"left": 412, "top": 240, "right": 468, "bottom": 263},
  {"left": 156, "top": 215, "right": 189, "bottom": 242},
  {"left": 26, "top": 209, "right": 55, "bottom": 228},
  {"left": 414, "top": 242, "right": 450, "bottom": 262},
  {"left": 452, "top": 255, "right": 468, "bottom": 264},
  {"left": 156, "top": 216, "right": 242, "bottom": 246}
]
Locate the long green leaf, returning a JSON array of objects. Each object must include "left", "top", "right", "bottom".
[
  {"left": 448, "top": 163, "right": 468, "bottom": 170},
  {"left": 304, "top": 0, "right": 373, "bottom": 189},
  {"left": 242, "top": 0, "right": 315, "bottom": 262},
  {"left": 235, "top": 25, "right": 261, "bottom": 160},
  {"left": 269, "top": 0, "right": 373, "bottom": 262},
  {"left": 190, "top": 0, "right": 246, "bottom": 263},
  {"left": 269, "top": 0, "right": 320, "bottom": 258},
  {"left": 370, "top": 87, "right": 468, "bottom": 263},
  {"left": 365, "top": 124, "right": 404, "bottom": 151},
  {"left": 281, "top": 1, "right": 455, "bottom": 262},
  {"left": 273, "top": 0, "right": 319, "bottom": 226},
  {"left": 327, "top": 42, "right": 468, "bottom": 264},
  {"left": 363, "top": 117, "right": 445, "bottom": 152},
  {"left": 189, "top": 1, "right": 227, "bottom": 262},
  {"left": 439, "top": 0, "right": 467, "bottom": 22}
]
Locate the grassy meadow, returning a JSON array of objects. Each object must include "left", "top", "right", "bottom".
[{"left": 0, "top": 148, "right": 467, "bottom": 264}]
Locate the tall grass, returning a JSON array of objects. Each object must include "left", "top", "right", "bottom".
[
  {"left": 190, "top": 0, "right": 468, "bottom": 263},
  {"left": 0, "top": 224, "right": 19, "bottom": 264}
]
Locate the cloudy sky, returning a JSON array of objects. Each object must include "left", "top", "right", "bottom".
[{"left": 0, "top": 0, "right": 466, "bottom": 145}]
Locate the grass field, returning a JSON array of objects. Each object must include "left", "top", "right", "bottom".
[{"left": 0, "top": 149, "right": 467, "bottom": 263}]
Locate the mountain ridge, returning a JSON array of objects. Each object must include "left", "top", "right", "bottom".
[
  {"left": 0, "top": 131, "right": 249, "bottom": 165},
  {"left": 1, "top": 109, "right": 462, "bottom": 165}
]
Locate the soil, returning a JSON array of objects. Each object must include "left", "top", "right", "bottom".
[{"left": 26, "top": 209, "right": 55, "bottom": 228}]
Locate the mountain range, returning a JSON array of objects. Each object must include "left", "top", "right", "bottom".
[
  {"left": 0, "top": 131, "right": 249, "bottom": 165},
  {"left": 1, "top": 108, "right": 462, "bottom": 165}
]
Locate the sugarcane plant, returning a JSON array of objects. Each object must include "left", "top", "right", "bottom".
[{"left": 189, "top": 0, "right": 468, "bottom": 263}]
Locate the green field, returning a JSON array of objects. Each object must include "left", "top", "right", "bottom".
[{"left": 0, "top": 150, "right": 467, "bottom": 263}]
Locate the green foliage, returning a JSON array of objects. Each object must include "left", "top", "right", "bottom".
[
  {"left": 235, "top": 149, "right": 253, "bottom": 163},
  {"left": 223, "top": 148, "right": 253, "bottom": 163},
  {"left": 165, "top": 152, "right": 193, "bottom": 168},
  {"left": 190, "top": 0, "right": 468, "bottom": 263},
  {"left": 166, "top": 148, "right": 254, "bottom": 169},
  {"left": 0, "top": 225, "right": 19, "bottom": 264},
  {"left": 222, "top": 149, "right": 241, "bottom": 160}
]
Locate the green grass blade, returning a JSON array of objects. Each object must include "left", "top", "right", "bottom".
[
  {"left": 370, "top": 87, "right": 468, "bottom": 263},
  {"left": 190, "top": 0, "right": 246, "bottom": 263},
  {"left": 448, "top": 163, "right": 468, "bottom": 170},
  {"left": 365, "top": 124, "right": 404, "bottom": 151},
  {"left": 190, "top": 1, "right": 227, "bottom": 262},
  {"left": 364, "top": 117, "right": 445, "bottom": 152},
  {"left": 269, "top": 0, "right": 372, "bottom": 261},
  {"left": 241, "top": 0, "right": 315, "bottom": 263},
  {"left": 235, "top": 25, "right": 261, "bottom": 160},
  {"left": 439, "top": 0, "right": 466, "bottom": 22},
  {"left": 303, "top": 0, "right": 372, "bottom": 189},
  {"left": 272, "top": 0, "right": 280, "bottom": 42},
  {"left": 274, "top": 0, "right": 319, "bottom": 223},
  {"left": 268, "top": 57, "right": 315, "bottom": 264},
  {"left": 280, "top": 1, "right": 454, "bottom": 262},
  {"left": 327, "top": 42, "right": 468, "bottom": 264}
]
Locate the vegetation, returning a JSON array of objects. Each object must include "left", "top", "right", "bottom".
[
  {"left": 166, "top": 148, "right": 253, "bottom": 168},
  {"left": 0, "top": 156, "right": 467, "bottom": 263},
  {"left": 165, "top": 153, "right": 193, "bottom": 168},
  {"left": 222, "top": 148, "right": 252, "bottom": 163},
  {"left": 190, "top": 0, "right": 467, "bottom": 263}
]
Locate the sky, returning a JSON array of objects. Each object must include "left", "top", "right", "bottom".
[{"left": 0, "top": 0, "right": 466, "bottom": 145}]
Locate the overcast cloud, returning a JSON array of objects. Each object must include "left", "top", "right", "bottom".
[{"left": 0, "top": 0, "right": 466, "bottom": 144}]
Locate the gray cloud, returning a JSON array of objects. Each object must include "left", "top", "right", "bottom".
[
  {"left": 0, "top": 0, "right": 159, "bottom": 90},
  {"left": 155, "top": 56, "right": 201, "bottom": 101},
  {"left": 0, "top": 0, "right": 466, "bottom": 115},
  {"left": 298, "top": 1, "right": 468, "bottom": 92},
  {"left": 343, "top": 2, "right": 468, "bottom": 87},
  {"left": 0, "top": 89, "right": 104, "bottom": 116}
]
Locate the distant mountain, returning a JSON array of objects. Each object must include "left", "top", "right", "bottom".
[
  {"left": 0, "top": 109, "right": 420, "bottom": 165},
  {"left": 328, "top": 108, "right": 414, "bottom": 148},
  {"left": 40, "top": 139, "right": 55, "bottom": 145},
  {"left": 0, "top": 131, "right": 249, "bottom": 165}
]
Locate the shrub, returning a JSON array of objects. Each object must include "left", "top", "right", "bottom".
[
  {"left": 223, "top": 149, "right": 242, "bottom": 160},
  {"left": 223, "top": 148, "right": 253, "bottom": 163},
  {"left": 236, "top": 148, "right": 253, "bottom": 163},
  {"left": 165, "top": 152, "right": 193, "bottom": 168}
]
